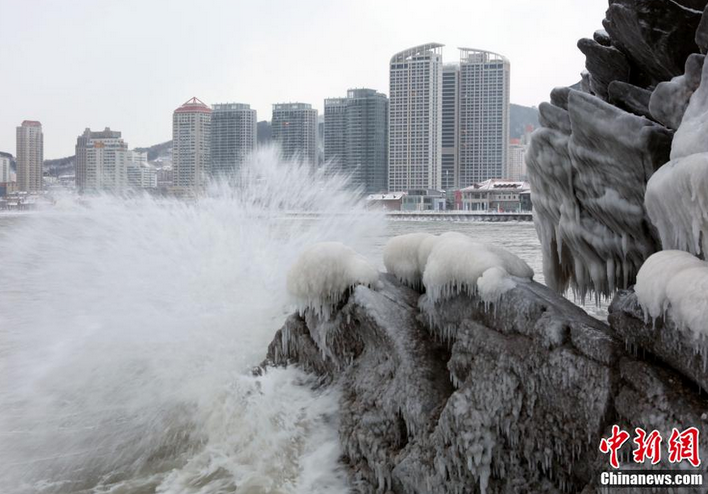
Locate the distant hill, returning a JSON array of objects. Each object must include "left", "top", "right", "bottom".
[
  {"left": 44, "top": 155, "right": 75, "bottom": 177},
  {"left": 134, "top": 140, "right": 172, "bottom": 161},
  {"left": 510, "top": 104, "right": 539, "bottom": 139}
]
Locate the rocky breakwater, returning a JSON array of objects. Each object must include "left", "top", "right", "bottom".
[{"left": 263, "top": 233, "right": 708, "bottom": 493}]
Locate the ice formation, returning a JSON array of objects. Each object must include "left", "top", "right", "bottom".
[
  {"left": 646, "top": 57, "right": 708, "bottom": 256},
  {"left": 527, "top": 90, "right": 670, "bottom": 302},
  {"left": 382, "top": 233, "right": 435, "bottom": 288},
  {"left": 286, "top": 242, "right": 379, "bottom": 318},
  {"left": 383, "top": 232, "right": 533, "bottom": 305},
  {"left": 635, "top": 250, "right": 708, "bottom": 334}
]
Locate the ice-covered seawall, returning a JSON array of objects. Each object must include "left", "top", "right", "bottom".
[
  {"left": 265, "top": 235, "right": 708, "bottom": 493},
  {"left": 527, "top": 0, "right": 708, "bottom": 300}
]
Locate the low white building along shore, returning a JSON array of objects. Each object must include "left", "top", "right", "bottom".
[{"left": 457, "top": 179, "right": 530, "bottom": 212}]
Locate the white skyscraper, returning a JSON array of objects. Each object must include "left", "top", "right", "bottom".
[
  {"left": 173, "top": 97, "right": 212, "bottom": 191},
  {"left": 16, "top": 120, "right": 43, "bottom": 192},
  {"left": 0, "top": 155, "right": 12, "bottom": 183},
  {"left": 457, "top": 48, "right": 510, "bottom": 187},
  {"left": 75, "top": 128, "right": 129, "bottom": 192},
  {"left": 388, "top": 43, "right": 443, "bottom": 192},
  {"left": 272, "top": 103, "right": 318, "bottom": 166}
]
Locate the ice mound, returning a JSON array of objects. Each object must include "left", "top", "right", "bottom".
[
  {"left": 635, "top": 250, "right": 708, "bottom": 334},
  {"left": 382, "top": 233, "right": 435, "bottom": 288},
  {"left": 384, "top": 232, "right": 533, "bottom": 304},
  {"left": 287, "top": 242, "right": 379, "bottom": 317},
  {"left": 645, "top": 153, "right": 708, "bottom": 256},
  {"left": 646, "top": 58, "right": 708, "bottom": 256}
]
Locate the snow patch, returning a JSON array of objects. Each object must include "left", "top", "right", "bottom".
[
  {"left": 287, "top": 242, "right": 379, "bottom": 318},
  {"left": 635, "top": 250, "right": 708, "bottom": 334}
]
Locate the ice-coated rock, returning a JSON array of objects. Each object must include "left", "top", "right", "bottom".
[
  {"left": 577, "top": 37, "right": 630, "bottom": 100},
  {"left": 610, "top": 288, "right": 708, "bottom": 394},
  {"left": 538, "top": 101, "right": 571, "bottom": 134},
  {"left": 266, "top": 264, "right": 708, "bottom": 492},
  {"left": 607, "top": 81, "right": 653, "bottom": 119},
  {"left": 529, "top": 89, "right": 671, "bottom": 300},
  {"left": 525, "top": 117, "right": 576, "bottom": 294},
  {"left": 649, "top": 53, "right": 705, "bottom": 129},
  {"left": 603, "top": 0, "right": 702, "bottom": 86}
]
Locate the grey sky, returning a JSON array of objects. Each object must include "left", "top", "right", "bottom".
[{"left": 1, "top": 0, "right": 608, "bottom": 158}]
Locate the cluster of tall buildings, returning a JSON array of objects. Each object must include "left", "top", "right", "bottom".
[
  {"left": 5, "top": 43, "right": 520, "bottom": 200},
  {"left": 388, "top": 45, "right": 511, "bottom": 192}
]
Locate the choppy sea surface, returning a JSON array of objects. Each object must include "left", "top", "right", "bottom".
[{"left": 0, "top": 155, "right": 606, "bottom": 494}]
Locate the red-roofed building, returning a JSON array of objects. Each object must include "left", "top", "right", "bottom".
[{"left": 172, "top": 97, "right": 212, "bottom": 191}]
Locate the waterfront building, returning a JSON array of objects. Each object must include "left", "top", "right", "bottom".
[
  {"left": 210, "top": 103, "right": 257, "bottom": 178},
  {"left": 457, "top": 48, "right": 510, "bottom": 187},
  {"left": 458, "top": 178, "right": 529, "bottom": 212},
  {"left": 0, "top": 154, "right": 12, "bottom": 183},
  {"left": 388, "top": 43, "right": 443, "bottom": 191},
  {"left": 401, "top": 188, "right": 446, "bottom": 211},
  {"left": 324, "top": 88, "right": 388, "bottom": 194},
  {"left": 75, "top": 127, "right": 128, "bottom": 192},
  {"left": 16, "top": 120, "right": 43, "bottom": 192},
  {"left": 173, "top": 97, "right": 212, "bottom": 191},
  {"left": 271, "top": 103, "right": 318, "bottom": 166}
]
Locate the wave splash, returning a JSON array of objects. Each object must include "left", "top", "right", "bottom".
[{"left": 0, "top": 148, "right": 384, "bottom": 493}]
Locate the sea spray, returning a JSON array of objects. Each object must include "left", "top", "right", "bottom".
[{"left": 0, "top": 147, "right": 384, "bottom": 493}]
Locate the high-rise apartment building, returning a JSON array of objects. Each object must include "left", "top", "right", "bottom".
[
  {"left": 388, "top": 43, "right": 443, "bottom": 192},
  {"left": 173, "top": 97, "right": 212, "bottom": 190},
  {"left": 457, "top": 48, "right": 510, "bottom": 187},
  {"left": 0, "top": 154, "right": 12, "bottom": 183},
  {"left": 324, "top": 88, "right": 388, "bottom": 194},
  {"left": 210, "top": 103, "right": 257, "bottom": 178},
  {"left": 16, "top": 121, "right": 43, "bottom": 192},
  {"left": 126, "top": 150, "right": 157, "bottom": 189},
  {"left": 271, "top": 103, "right": 318, "bottom": 166},
  {"left": 441, "top": 65, "right": 460, "bottom": 191},
  {"left": 507, "top": 139, "right": 525, "bottom": 181},
  {"left": 75, "top": 128, "right": 128, "bottom": 192}
]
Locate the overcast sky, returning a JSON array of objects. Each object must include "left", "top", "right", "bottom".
[{"left": 1, "top": 0, "right": 608, "bottom": 158}]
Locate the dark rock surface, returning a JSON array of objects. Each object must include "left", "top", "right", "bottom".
[
  {"left": 698, "top": 5, "right": 708, "bottom": 54},
  {"left": 577, "top": 37, "right": 631, "bottom": 100},
  {"left": 265, "top": 274, "right": 708, "bottom": 493},
  {"left": 603, "top": 0, "right": 702, "bottom": 86},
  {"left": 607, "top": 81, "right": 653, "bottom": 118}
]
